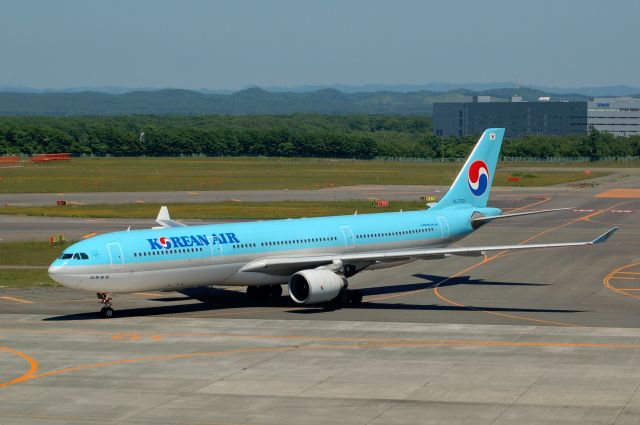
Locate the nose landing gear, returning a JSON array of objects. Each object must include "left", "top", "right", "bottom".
[{"left": 97, "top": 292, "right": 114, "bottom": 318}]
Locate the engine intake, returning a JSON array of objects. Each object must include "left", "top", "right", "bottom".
[{"left": 288, "top": 269, "right": 346, "bottom": 304}]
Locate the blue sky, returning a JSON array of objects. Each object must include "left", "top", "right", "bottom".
[{"left": 1, "top": 0, "right": 638, "bottom": 90}]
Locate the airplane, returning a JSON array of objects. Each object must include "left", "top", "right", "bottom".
[{"left": 48, "top": 128, "right": 617, "bottom": 318}]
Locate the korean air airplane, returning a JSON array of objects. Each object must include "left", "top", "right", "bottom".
[{"left": 48, "top": 128, "right": 617, "bottom": 318}]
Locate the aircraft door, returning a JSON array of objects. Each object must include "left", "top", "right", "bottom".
[
  {"left": 106, "top": 243, "right": 124, "bottom": 269},
  {"left": 437, "top": 217, "right": 450, "bottom": 239},
  {"left": 207, "top": 236, "right": 223, "bottom": 260},
  {"left": 341, "top": 225, "right": 355, "bottom": 248}
]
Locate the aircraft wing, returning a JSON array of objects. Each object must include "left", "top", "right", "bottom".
[{"left": 240, "top": 227, "right": 617, "bottom": 275}]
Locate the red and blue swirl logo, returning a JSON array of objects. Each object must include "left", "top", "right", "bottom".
[
  {"left": 468, "top": 160, "right": 489, "bottom": 196},
  {"left": 158, "top": 236, "right": 172, "bottom": 249}
]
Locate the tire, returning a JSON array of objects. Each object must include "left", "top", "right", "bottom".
[
  {"left": 349, "top": 290, "right": 363, "bottom": 305},
  {"left": 338, "top": 291, "right": 350, "bottom": 305},
  {"left": 246, "top": 286, "right": 258, "bottom": 300},
  {"left": 102, "top": 307, "right": 114, "bottom": 318},
  {"left": 270, "top": 285, "right": 283, "bottom": 298}
]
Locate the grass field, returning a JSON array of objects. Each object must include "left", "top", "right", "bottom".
[
  {"left": 0, "top": 157, "right": 608, "bottom": 193},
  {"left": 0, "top": 269, "right": 59, "bottom": 288},
  {"left": 0, "top": 241, "right": 68, "bottom": 288},
  {"left": 0, "top": 240, "right": 69, "bottom": 265},
  {"left": 0, "top": 200, "right": 427, "bottom": 219}
]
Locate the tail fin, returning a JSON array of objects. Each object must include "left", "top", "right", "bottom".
[{"left": 430, "top": 128, "right": 504, "bottom": 210}]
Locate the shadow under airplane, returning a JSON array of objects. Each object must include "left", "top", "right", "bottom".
[
  {"left": 361, "top": 273, "right": 549, "bottom": 296},
  {"left": 44, "top": 274, "right": 577, "bottom": 321}
]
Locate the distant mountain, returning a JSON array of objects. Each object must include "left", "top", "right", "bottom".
[
  {"left": 263, "top": 83, "right": 640, "bottom": 97},
  {"left": 0, "top": 86, "right": 604, "bottom": 116},
  {"left": 3, "top": 82, "right": 640, "bottom": 97},
  {"left": 527, "top": 85, "right": 640, "bottom": 97},
  {"left": 263, "top": 82, "right": 518, "bottom": 93}
]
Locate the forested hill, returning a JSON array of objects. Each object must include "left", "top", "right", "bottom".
[
  {"left": 0, "top": 87, "right": 590, "bottom": 116},
  {"left": 2, "top": 115, "right": 638, "bottom": 159}
]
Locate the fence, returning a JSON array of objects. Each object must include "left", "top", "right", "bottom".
[
  {"left": 3, "top": 153, "right": 640, "bottom": 164},
  {"left": 374, "top": 156, "right": 640, "bottom": 163},
  {"left": 30, "top": 153, "right": 71, "bottom": 163},
  {"left": 0, "top": 156, "right": 20, "bottom": 166},
  {"left": 502, "top": 156, "right": 640, "bottom": 163}
]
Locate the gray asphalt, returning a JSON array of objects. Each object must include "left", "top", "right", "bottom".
[
  {"left": 1, "top": 174, "right": 640, "bottom": 424},
  {"left": 2, "top": 317, "right": 640, "bottom": 424},
  {"left": 2, "top": 202, "right": 639, "bottom": 328},
  {"left": 0, "top": 184, "right": 449, "bottom": 206}
]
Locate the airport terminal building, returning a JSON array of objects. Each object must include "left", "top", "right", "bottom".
[
  {"left": 433, "top": 97, "right": 588, "bottom": 138},
  {"left": 588, "top": 97, "right": 640, "bottom": 137}
]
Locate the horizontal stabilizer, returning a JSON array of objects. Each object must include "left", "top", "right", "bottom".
[{"left": 472, "top": 208, "right": 572, "bottom": 225}]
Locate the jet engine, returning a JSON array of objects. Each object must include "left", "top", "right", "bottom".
[{"left": 288, "top": 269, "right": 347, "bottom": 304}]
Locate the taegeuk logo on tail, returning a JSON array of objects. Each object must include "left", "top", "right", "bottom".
[{"left": 468, "top": 160, "right": 489, "bottom": 196}]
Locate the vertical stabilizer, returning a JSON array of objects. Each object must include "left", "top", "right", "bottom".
[{"left": 430, "top": 128, "right": 504, "bottom": 210}]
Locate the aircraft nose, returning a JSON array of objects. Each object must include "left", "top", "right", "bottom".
[{"left": 48, "top": 264, "right": 67, "bottom": 284}]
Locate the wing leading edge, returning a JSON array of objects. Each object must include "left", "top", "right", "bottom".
[{"left": 240, "top": 227, "right": 618, "bottom": 275}]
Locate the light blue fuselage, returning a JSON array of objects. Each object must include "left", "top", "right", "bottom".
[{"left": 48, "top": 205, "right": 500, "bottom": 293}]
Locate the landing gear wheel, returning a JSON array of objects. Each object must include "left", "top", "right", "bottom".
[
  {"left": 97, "top": 292, "right": 114, "bottom": 318},
  {"left": 334, "top": 289, "right": 363, "bottom": 306},
  {"left": 246, "top": 286, "right": 259, "bottom": 300},
  {"left": 349, "top": 290, "right": 363, "bottom": 305},
  {"left": 269, "top": 285, "right": 283, "bottom": 298},
  {"left": 247, "top": 285, "right": 283, "bottom": 301},
  {"left": 101, "top": 307, "right": 114, "bottom": 318},
  {"left": 338, "top": 290, "right": 350, "bottom": 305}
]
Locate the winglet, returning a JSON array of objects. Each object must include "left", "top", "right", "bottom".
[
  {"left": 590, "top": 227, "right": 618, "bottom": 245},
  {"left": 157, "top": 206, "right": 170, "bottom": 221},
  {"left": 155, "top": 206, "right": 188, "bottom": 228}
]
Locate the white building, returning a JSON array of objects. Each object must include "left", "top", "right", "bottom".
[{"left": 588, "top": 97, "right": 640, "bottom": 137}]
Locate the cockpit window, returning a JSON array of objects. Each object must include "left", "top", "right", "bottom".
[{"left": 59, "top": 253, "right": 89, "bottom": 260}]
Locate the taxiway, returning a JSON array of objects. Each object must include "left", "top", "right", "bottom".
[{"left": 1, "top": 175, "right": 640, "bottom": 424}]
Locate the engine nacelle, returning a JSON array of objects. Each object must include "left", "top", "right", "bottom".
[{"left": 288, "top": 269, "right": 346, "bottom": 305}]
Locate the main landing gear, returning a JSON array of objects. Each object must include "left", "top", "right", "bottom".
[
  {"left": 337, "top": 289, "right": 363, "bottom": 306},
  {"left": 246, "top": 285, "right": 283, "bottom": 301},
  {"left": 97, "top": 292, "right": 114, "bottom": 318}
]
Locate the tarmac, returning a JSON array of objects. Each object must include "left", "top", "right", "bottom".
[
  {"left": 1, "top": 172, "right": 640, "bottom": 424},
  {"left": 0, "top": 184, "right": 447, "bottom": 206}
]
